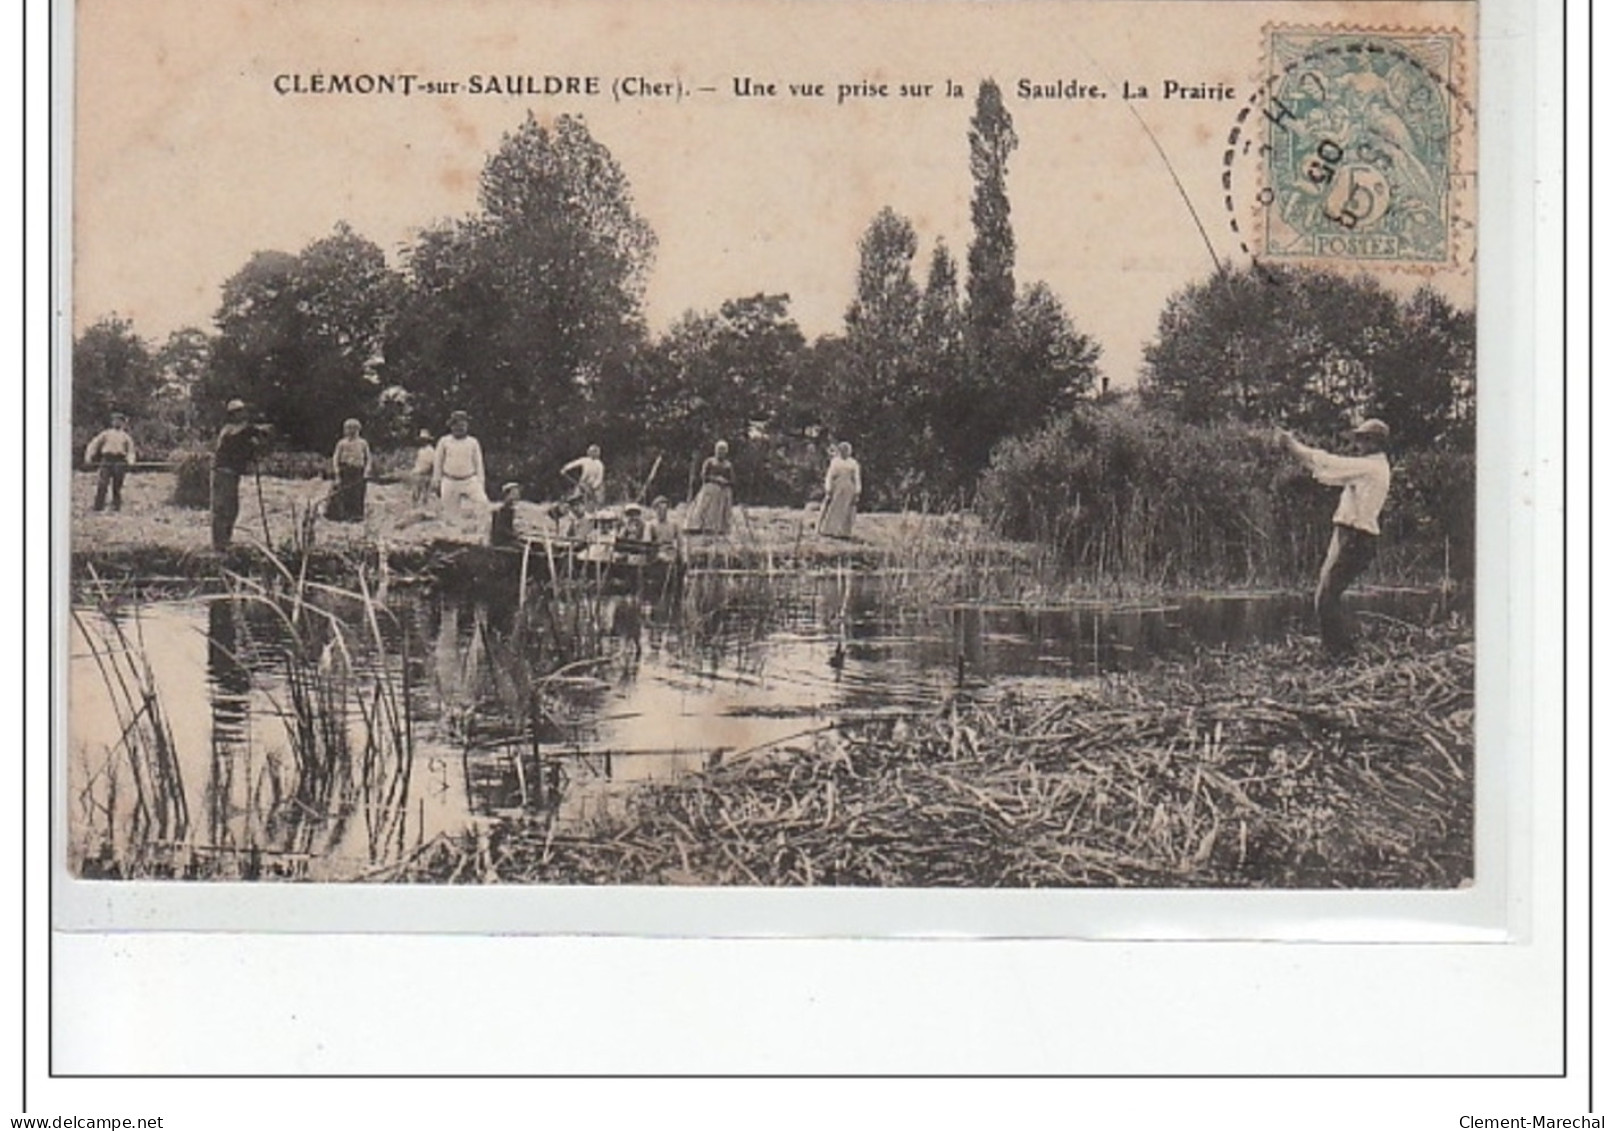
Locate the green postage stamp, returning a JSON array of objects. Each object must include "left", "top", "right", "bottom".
[{"left": 1259, "top": 27, "right": 1463, "bottom": 267}]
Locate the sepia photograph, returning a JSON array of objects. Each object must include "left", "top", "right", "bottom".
[{"left": 65, "top": 0, "right": 1479, "bottom": 892}]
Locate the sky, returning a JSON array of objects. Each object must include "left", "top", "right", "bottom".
[{"left": 72, "top": 0, "right": 1476, "bottom": 386}]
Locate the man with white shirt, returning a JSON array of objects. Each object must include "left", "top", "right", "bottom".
[
  {"left": 432, "top": 410, "right": 488, "bottom": 532},
  {"left": 561, "top": 444, "right": 606, "bottom": 511},
  {"left": 1278, "top": 419, "right": 1393, "bottom": 658},
  {"left": 84, "top": 410, "right": 137, "bottom": 511}
]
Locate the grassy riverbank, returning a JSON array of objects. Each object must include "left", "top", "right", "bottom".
[
  {"left": 70, "top": 469, "right": 1005, "bottom": 580},
  {"left": 399, "top": 619, "right": 1473, "bottom": 889}
]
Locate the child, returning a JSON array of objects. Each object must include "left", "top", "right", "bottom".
[{"left": 559, "top": 497, "right": 591, "bottom": 541}]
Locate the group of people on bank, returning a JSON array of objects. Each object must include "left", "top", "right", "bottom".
[
  {"left": 84, "top": 400, "right": 1392, "bottom": 659},
  {"left": 194, "top": 404, "right": 868, "bottom": 555}
]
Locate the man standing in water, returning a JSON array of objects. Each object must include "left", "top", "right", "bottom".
[
  {"left": 211, "top": 399, "right": 271, "bottom": 551},
  {"left": 1277, "top": 419, "right": 1393, "bottom": 659}
]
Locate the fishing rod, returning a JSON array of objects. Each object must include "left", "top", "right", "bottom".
[
  {"left": 1066, "top": 47, "right": 1224, "bottom": 277},
  {"left": 635, "top": 453, "right": 663, "bottom": 504},
  {"left": 253, "top": 458, "right": 273, "bottom": 549}
]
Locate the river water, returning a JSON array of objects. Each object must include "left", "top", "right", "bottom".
[{"left": 67, "top": 572, "right": 1451, "bottom": 879}]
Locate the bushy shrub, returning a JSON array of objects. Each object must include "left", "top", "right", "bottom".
[
  {"left": 1380, "top": 448, "right": 1476, "bottom": 580},
  {"left": 978, "top": 404, "right": 1469, "bottom": 587},
  {"left": 169, "top": 449, "right": 213, "bottom": 509}
]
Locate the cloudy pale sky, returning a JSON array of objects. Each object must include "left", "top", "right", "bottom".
[{"left": 72, "top": 0, "right": 1475, "bottom": 384}]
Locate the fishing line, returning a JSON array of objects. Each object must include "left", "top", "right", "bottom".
[
  {"left": 1068, "top": 45, "right": 1224, "bottom": 276},
  {"left": 253, "top": 460, "right": 273, "bottom": 548}
]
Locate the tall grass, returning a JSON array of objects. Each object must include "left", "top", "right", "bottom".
[
  {"left": 72, "top": 603, "right": 190, "bottom": 873},
  {"left": 223, "top": 562, "right": 418, "bottom": 872},
  {"left": 977, "top": 405, "right": 1474, "bottom": 588},
  {"left": 73, "top": 547, "right": 426, "bottom": 879},
  {"left": 421, "top": 572, "right": 635, "bottom": 817}
]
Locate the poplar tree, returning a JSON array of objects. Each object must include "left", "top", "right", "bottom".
[{"left": 964, "top": 80, "right": 1018, "bottom": 365}]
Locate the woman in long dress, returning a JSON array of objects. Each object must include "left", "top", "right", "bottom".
[
  {"left": 818, "top": 442, "right": 861, "bottom": 539},
  {"left": 685, "top": 440, "right": 734, "bottom": 535}
]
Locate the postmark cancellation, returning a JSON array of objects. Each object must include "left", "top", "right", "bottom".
[{"left": 1249, "top": 26, "right": 1467, "bottom": 269}]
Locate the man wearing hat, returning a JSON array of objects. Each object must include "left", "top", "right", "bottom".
[
  {"left": 619, "top": 502, "right": 646, "bottom": 543},
  {"left": 83, "top": 410, "right": 137, "bottom": 512},
  {"left": 211, "top": 399, "right": 271, "bottom": 550},
  {"left": 489, "top": 481, "right": 523, "bottom": 548},
  {"left": 432, "top": 410, "right": 488, "bottom": 533},
  {"left": 1278, "top": 419, "right": 1393, "bottom": 658}
]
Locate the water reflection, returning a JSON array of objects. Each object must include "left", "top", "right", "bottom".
[
  {"left": 69, "top": 574, "right": 1457, "bottom": 879},
  {"left": 203, "top": 597, "right": 249, "bottom": 856}
]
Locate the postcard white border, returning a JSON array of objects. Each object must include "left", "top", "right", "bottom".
[
  {"left": 48, "top": 0, "right": 1544, "bottom": 950},
  {"left": 28, "top": 0, "right": 1584, "bottom": 1099}
]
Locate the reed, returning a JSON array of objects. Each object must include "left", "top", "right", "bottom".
[
  {"left": 74, "top": 546, "right": 426, "bottom": 879},
  {"left": 225, "top": 562, "right": 419, "bottom": 873},
  {"left": 978, "top": 406, "right": 1475, "bottom": 589},
  {"left": 405, "top": 618, "right": 1473, "bottom": 888},
  {"left": 71, "top": 597, "right": 191, "bottom": 876}
]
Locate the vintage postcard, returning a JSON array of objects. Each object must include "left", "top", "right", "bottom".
[{"left": 63, "top": 0, "right": 1483, "bottom": 907}]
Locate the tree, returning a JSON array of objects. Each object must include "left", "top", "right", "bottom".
[
  {"left": 916, "top": 240, "right": 966, "bottom": 403},
  {"left": 846, "top": 208, "right": 921, "bottom": 345},
  {"left": 388, "top": 113, "right": 657, "bottom": 469},
  {"left": 934, "top": 81, "right": 1105, "bottom": 500},
  {"left": 964, "top": 80, "right": 1018, "bottom": 366},
  {"left": 1375, "top": 286, "right": 1476, "bottom": 448},
  {"left": 627, "top": 293, "right": 808, "bottom": 497},
  {"left": 840, "top": 208, "right": 929, "bottom": 503},
  {"left": 1005, "top": 282, "right": 1102, "bottom": 418},
  {"left": 1142, "top": 265, "right": 1390, "bottom": 436},
  {"left": 908, "top": 240, "right": 967, "bottom": 487},
  {"left": 479, "top": 114, "right": 654, "bottom": 434},
  {"left": 157, "top": 328, "right": 212, "bottom": 406},
  {"left": 384, "top": 218, "right": 503, "bottom": 434},
  {"left": 926, "top": 281, "right": 1102, "bottom": 496},
  {"left": 207, "top": 223, "right": 402, "bottom": 448},
  {"left": 151, "top": 326, "right": 214, "bottom": 446},
  {"left": 919, "top": 239, "right": 964, "bottom": 355},
  {"left": 72, "top": 315, "right": 160, "bottom": 442},
  {"left": 1140, "top": 265, "right": 1474, "bottom": 448}
]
